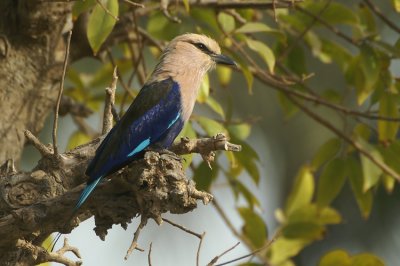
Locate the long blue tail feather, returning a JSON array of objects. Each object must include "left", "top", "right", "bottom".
[
  {"left": 48, "top": 177, "right": 103, "bottom": 251},
  {"left": 74, "top": 177, "right": 102, "bottom": 211}
]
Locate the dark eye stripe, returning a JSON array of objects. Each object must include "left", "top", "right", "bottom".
[{"left": 193, "top": 42, "right": 212, "bottom": 54}]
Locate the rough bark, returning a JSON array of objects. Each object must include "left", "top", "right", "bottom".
[
  {"left": 0, "top": 132, "right": 239, "bottom": 265},
  {"left": 0, "top": 1, "right": 71, "bottom": 163}
]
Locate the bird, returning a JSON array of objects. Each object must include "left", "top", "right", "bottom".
[
  {"left": 50, "top": 34, "right": 235, "bottom": 250},
  {"left": 76, "top": 33, "right": 236, "bottom": 210}
]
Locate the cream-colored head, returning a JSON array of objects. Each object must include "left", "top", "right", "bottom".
[{"left": 147, "top": 33, "right": 235, "bottom": 120}]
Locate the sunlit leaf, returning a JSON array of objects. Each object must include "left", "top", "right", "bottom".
[
  {"left": 182, "top": 0, "right": 190, "bottom": 12},
  {"left": 246, "top": 38, "right": 275, "bottom": 74},
  {"left": 287, "top": 204, "right": 341, "bottom": 225},
  {"left": 218, "top": 12, "right": 235, "bottom": 33},
  {"left": 217, "top": 65, "right": 232, "bottom": 87},
  {"left": 87, "top": 0, "right": 119, "bottom": 54},
  {"left": 196, "top": 116, "right": 227, "bottom": 136},
  {"left": 238, "top": 207, "right": 267, "bottom": 248},
  {"left": 358, "top": 44, "right": 380, "bottom": 105},
  {"left": 177, "top": 122, "right": 197, "bottom": 168},
  {"left": 382, "top": 174, "right": 395, "bottom": 194},
  {"left": 197, "top": 73, "right": 209, "bottom": 103},
  {"left": 67, "top": 131, "right": 91, "bottom": 150},
  {"left": 319, "top": 250, "right": 352, "bottom": 266},
  {"left": 235, "top": 22, "right": 285, "bottom": 41},
  {"left": 282, "top": 222, "right": 324, "bottom": 240},
  {"left": 392, "top": 0, "right": 400, "bottom": 12},
  {"left": 378, "top": 92, "right": 399, "bottom": 142},
  {"left": 285, "top": 166, "right": 314, "bottom": 215},
  {"left": 347, "top": 157, "right": 373, "bottom": 218},
  {"left": 228, "top": 123, "right": 251, "bottom": 140},
  {"left": 233, "top": 180, "right": 259, "bottom": 208},
  {"left": 269, "top": 238, "right": 310, "bottom": 265},
  {"left": 72, "top": 0, "right": 96, "bottom": 19},
  {"left": 358, "top": 139, "right": 383, "bottom": 191},
  {"left": 311, "top": 138, "right": 342, "bottom": 170},
  {"left": 317, "top": 158, "right": 347, "bottom": 208},
  {"left": 352, "top": 253, "right": 385, "bottom": 266},
  {"left": 205, "top": 96, "right": 225, "bottom": 118}
]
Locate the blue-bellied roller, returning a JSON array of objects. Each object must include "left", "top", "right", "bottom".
[
  {"left": 51, "top": 34, "right": 235, "bottom": 249},
  {"left": 77, "top": 33, "right": 236, "bottom": 210}
]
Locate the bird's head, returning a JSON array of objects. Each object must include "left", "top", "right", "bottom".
[
  {"left": 165, "top": 33, "right": 236, "bottom": 70},
  {"left": 149, "top": 33, "right": 236, "bottom": 83}
]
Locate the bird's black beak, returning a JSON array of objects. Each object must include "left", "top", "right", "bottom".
[{"left": 212, "top": 54, "right": 237, "bottom": 67}]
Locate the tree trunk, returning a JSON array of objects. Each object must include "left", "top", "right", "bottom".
[{"left": 0, "top": 1, "right": 70, "bottom": 163}]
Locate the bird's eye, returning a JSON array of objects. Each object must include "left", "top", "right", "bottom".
[{"left": 194, "top": 43, "right": 210, "bottom": 53}]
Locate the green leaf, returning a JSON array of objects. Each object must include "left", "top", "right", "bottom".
[
  {"left": 87, "top": 0, "right": 119, "bottom": 54},
  {"left": 182, "top": 0, "right": 190, "bottom": 12},
  {"left": 89, "top": 60, "right": 131, "bottom": 88},
  {"left": 392, "top": 0, "right": 400, "bottom": 12},
  {"left": 351, "top": 254, "right": 385, "bottom": 266},
  {"left": 236, "top": 22, "right": 275, "bottom": 33},
  {"left": 347, "top": 157, "right": 373, "bottom": 218},
  {"left": 67, "top": 131, "right": 91, "bottom": 150},
  {"left": 278, "top": 91, "right": 299, "bottom": 118},
  {"left": 285, "top": 166, "right": 314, "bottom": 215},
  {"left": 177, "top": 122, "right": 197, "bottom": 168},
  {"left": 282, "top": 222, "right": 324, "bottom": 240},
  {"left": 311, "top": 138, "right": 342, "bottom": 170},
  {"left": 196, "top": 116, "right": 227, "bottom": 136},
  {"left": 197, "top": 73, "right": 209, "bottom": 103},
  {"left": 269, "top": 238, "right": 310, "bottom": 265},
  {"left": 205, "top": 96, "right": 225, "bottom": 118},
  {"left": 218, "top": 12, "right": 235, "bottom": 33},
  {"left": 358, "top": 139, "right": 383, "bottom": 191},
  {"left": 287, "top": 204, "right": 341, "bottom": 225},
  {"left": 320, "top": 39, "right": 352, "bottom": 71},
  {"left": 378, "top": 92, "right": 399, "bottom": 142},
  {"left": 305, "top": 2, "right": 358, "bottom": 26},
  {"left": 246, "top": 39, "right": 275, "bottom": 74},
  {"left": 234, "top": 148, "right": 260, "bottom": 184},
  {"left": 357, "top": 44, "right": 380, "bottom": 105},
  {"left": 193, "top": 161, "right": 218, "bottom": 191},
  {"left": 238, "top": 207, "right": 267, "bottom": 248},
  {"left": 72, "top": 0, "right": 96, "bottom": 19},
  {"left": 216, "top": 65, "right": 232, "bottom": 87},
  {"left": 317, "top": 158, "right": 347, "bottom": 208},
  {"left": 319, "top": 250, "right": 352, "bottom": 266},
  {"left": 228, "top": 123, "right": 251, "bottom": 140},
  {"left": 235, "top": 22, "right": 285, "bottom": 41}
]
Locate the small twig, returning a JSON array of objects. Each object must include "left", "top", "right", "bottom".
[
  {"left": 295, "top": 5, "right": 358, "bottom": 46},
  {"left": 125, "top": 216, "right": 147, "bottom": 260},
  {"left": 207, "top": 242, "right": 240, "bottom": 266},
  {"left": 160, "top": 0, "right": 182, "bottom": 23},
  {"left": 95, "top": 0, "right": 119, "bottom": 21},
  {"left": 212, "top": 199, "right": 269, "bottom": 264},
  {"left": 148, "top": 242, "right": 153, "bottom": 266},
  {"left": 123, "top": 0, "right": 145, "bottom": 8},
  {"left": 214, "top": 232, "right": 279, "bottom": 266},
  {"left": 106, "top": 49, "right": 135, "bottom": 98},
  {"left": 363, "top": 0, "right": 400, "bottom": 34},
  {"left": 196, "top": 232, "right": 206, "bottom": 266},
  {"left": 53, "top": 30, "right": 72, "bottom": 156},
  {"left": 102, "top": 66, "right": 118, "bottom": 134},
  {"left": 287, "top": 94, "right": 400, "bottom": 183},
  {"left": 162, "top": 218, "right": 203, "bottom": 239},
  {"left": 24, "top": 130, "right": 53, "bottom": 157}
]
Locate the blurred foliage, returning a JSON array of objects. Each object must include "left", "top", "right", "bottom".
[{"left": 63, "top": 0, "right": 400, "bottom": 265}]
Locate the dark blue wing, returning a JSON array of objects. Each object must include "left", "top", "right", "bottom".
[{"left": 76, "top": 78, "right": 184, "bottom": 210}]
